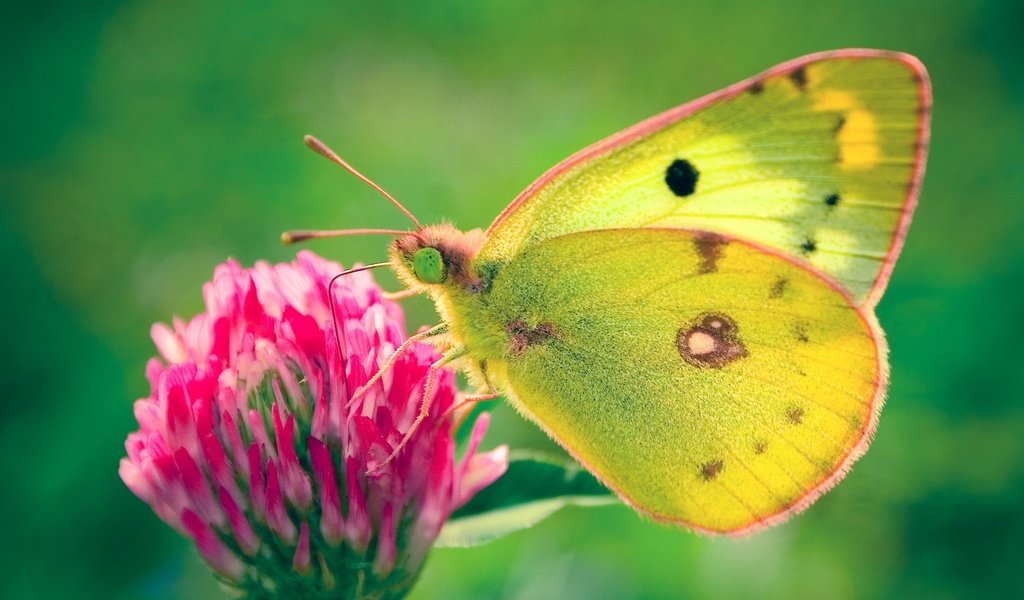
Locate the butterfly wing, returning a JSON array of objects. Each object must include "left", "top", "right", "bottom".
[
  {"left": 481, "top": 228, "right": 885, "bottom": 533},
  {"left": 479, "top": 49, "right": 930, "bottom": 308}
]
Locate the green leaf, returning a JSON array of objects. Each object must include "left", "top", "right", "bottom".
[{"left": 436, "top": 451, "right": 617, "bottom": 548}]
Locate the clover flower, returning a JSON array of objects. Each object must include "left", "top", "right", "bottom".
[{"left": 120, "top": 251, "right": 508, "bottom": 598}]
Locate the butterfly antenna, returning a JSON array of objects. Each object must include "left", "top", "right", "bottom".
[
  {"left": 281, "top": 228, "right": 410, "bottom": 245},
  {"left": 327, "top": 261, "right": 392, "bottom": 363},
  {"left": 304, "top": 135, "right": 422, "bottom": 228}
]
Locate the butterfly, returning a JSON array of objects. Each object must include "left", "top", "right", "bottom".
[{"left": 285, "top": 49, "right": 931, "bottom": 535}]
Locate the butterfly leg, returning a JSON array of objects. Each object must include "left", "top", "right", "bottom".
[
  {"left": 368, "top": 346, "right": 468, "bottom": 474},
  {"left": 444, "top": 364, "right": 500, "bottom": 429},
  {"left": 445, "top": 389, "right": 500, "bottom": 434},
  {"left": 382, "top": 287, "right": 422, "bottom": 301},
  {"left": 347, "top": 322, "right": 449, "bottom": 411}
]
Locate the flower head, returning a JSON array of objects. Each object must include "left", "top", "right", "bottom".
[{"left": 121, "top": 251, "right": 507, "bottom": 598}]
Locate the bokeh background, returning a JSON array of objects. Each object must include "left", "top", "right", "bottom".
[{"left": 3, "top": 1, "right": 1023, "bottom": 598}]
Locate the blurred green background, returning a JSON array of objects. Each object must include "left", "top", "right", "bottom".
[{"left": 3, "top": 1, "right": 1022, "bottom": 598}]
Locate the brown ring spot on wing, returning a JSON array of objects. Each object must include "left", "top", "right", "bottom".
[{"left": 676, "top": 313, "right": 748, "bottom": 368}]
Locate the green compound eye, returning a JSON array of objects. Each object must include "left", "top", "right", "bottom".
[{"left": 412, "top": 247, "right": 446, "bottom": 283}]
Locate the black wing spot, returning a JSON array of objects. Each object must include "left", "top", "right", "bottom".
[
  {"left": 789, "top": 67, "right": 808, "bottom": 91},
  {"left": 786, "top": 406, "right": 805, "bottom": 425},
  {"left": 834, "top": 115, "right": 846, "bottom": 134},
  {"left": 800, "top": 238, "right": 817, "bottom": 255},
  {"left": 700, "top": 459, "right": 724, "bottom": 481},
  {"left": 665, "top": 159, "right": 699, "bottom": 197},
  {"left": 824, "top": 193, "right": 841, "bottom": 210},
  {"left": 753, "top": 440, "right": 767, "bottom": 455},
  {"left": 749, "top": 80, "right": 765, "bottom": 95}
]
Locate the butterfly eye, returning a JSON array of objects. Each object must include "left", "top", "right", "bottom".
[{"left": 412, "top": 247, "right": 446, "bottom": 284}]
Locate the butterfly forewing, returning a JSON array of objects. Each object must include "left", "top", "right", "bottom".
[
  {"left": 482, "top": 228, "right": 885, "bottom": 533},
  {"left": 480, "top": 50, "right": 930, "bottom": 307}
]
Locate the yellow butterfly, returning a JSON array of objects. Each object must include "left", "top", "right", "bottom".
[{"left": 286, "top": 49, "right": 931, "bottom": 534}]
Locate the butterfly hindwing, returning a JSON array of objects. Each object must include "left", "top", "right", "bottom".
[
  {"left": 479, "top": 50, "right": 930, "bottom": 307},
  {"left": 480, "top": 228, "right": 885, "bottom": 533}
]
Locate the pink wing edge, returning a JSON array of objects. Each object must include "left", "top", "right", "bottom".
[
  {"left": 504, "top": 227, "right": 890, "bottom": 536},
  {"left": 486, "top": 48, "right": 933, "bottom": 310}
]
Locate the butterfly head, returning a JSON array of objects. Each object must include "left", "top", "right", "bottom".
[
  {"left": 284, "top": 136, "right": 491, "bottom": 292},
  {"left": 391, "top": 224, "right": 486, "bottom": 291}
]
